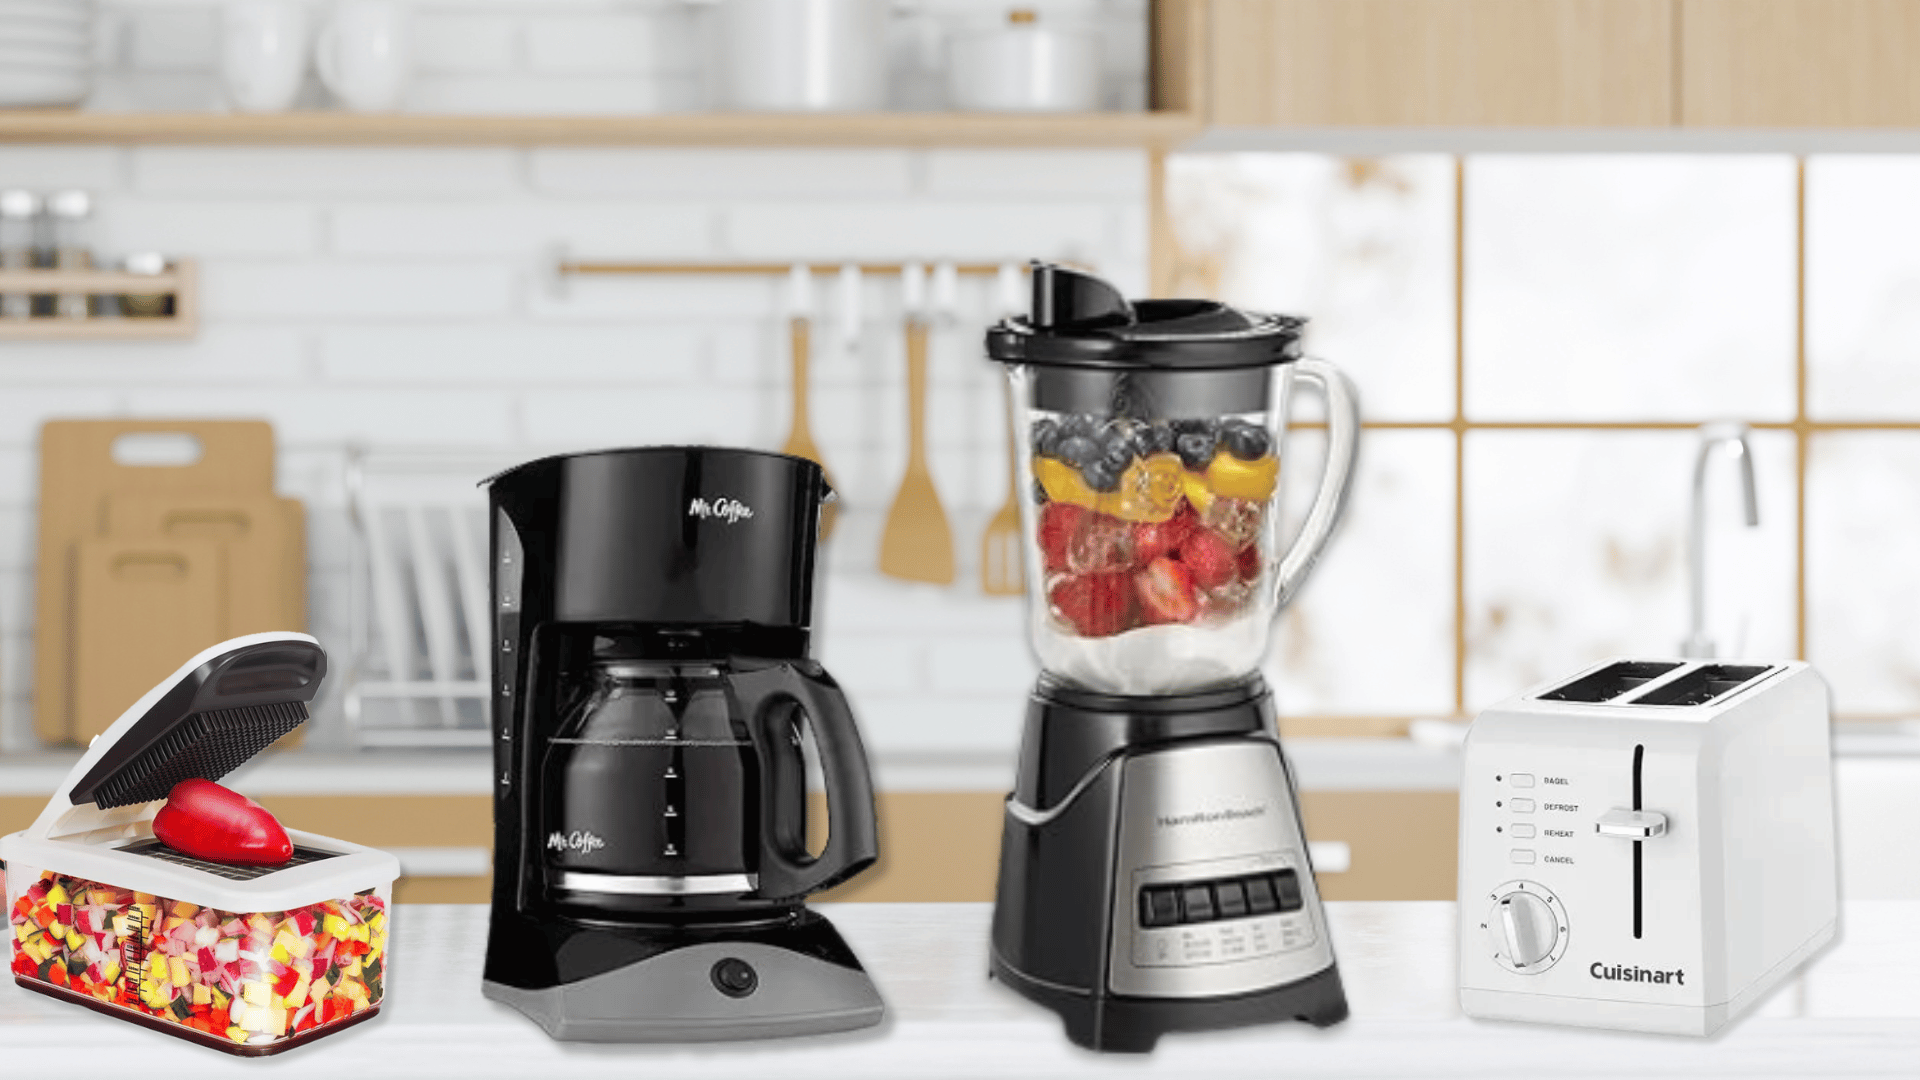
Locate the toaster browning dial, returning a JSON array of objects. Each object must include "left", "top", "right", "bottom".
[{"left": 1483, "top": 880, "right": 1568, "bottom": 974}]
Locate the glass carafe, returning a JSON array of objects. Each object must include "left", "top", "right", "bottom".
[{"left": 991, "top": 265, "right": 1360, "bottom": 696}]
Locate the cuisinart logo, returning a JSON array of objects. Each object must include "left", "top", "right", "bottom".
[
  {"left": 1591, "top": 962, "right": 1685, "bottom": 986},
  {"left": 1156, "top": 804, "right": 1269, "bottom": 829},
  {"left": 547, "top": 830, "right": 605, "bottom": 855},
  {"left": 688, "top": 496, "right": 754, "bottom": 524}
]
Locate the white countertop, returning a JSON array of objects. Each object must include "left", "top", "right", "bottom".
[{"left": 4, "top": 901, "right": 1918, "bottom": 1078}]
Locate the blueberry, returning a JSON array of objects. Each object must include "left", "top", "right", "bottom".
[
  {"left": 1172, "top": 418, "right": 1217, "bottom": 438},
  {"left": 1031, "top": 418, "right": 1062, "bottom": 457},
  {"left": 1099, "top": 422, "right": 1141, "bottom": 465},
  {"left": 1081, "top": 459, "right": 1122, "bottom": 493},
  {"left": 1175, "top": 431, "right": 1218, "bottom": 470},
  {"left": 1054, "top": 435, "right": 1099, "bottom": 469},
  {"left": 1059, "top": 414, "right": 1098, "bottom": 441},
  {"left": 1222, "top": 422, "right": 1273, "bottom": 461},
  {"left": 1140, "top": 423, "right": 1177, "bottom": 456}
]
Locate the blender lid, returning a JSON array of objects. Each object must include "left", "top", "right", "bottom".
[{"left": 986, "top": 263, "right": 1305, "bottom": 370}]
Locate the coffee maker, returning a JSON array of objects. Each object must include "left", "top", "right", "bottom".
[
  {"left": 985, "top": 266, "right": 1358, "bottom": 1051},
  {"left": 481, "top": 446, "right": 885, "bottom": 1041}
]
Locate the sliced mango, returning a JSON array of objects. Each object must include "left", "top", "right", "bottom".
[
  {"left": 1205, "top": 451, "right": 1279, "bottom": 501},
  {"left": 1181, "top": 471, "right": 1215, "bottom": 515}
]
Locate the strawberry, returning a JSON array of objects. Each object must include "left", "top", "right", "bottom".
[
  {"left": 153, "top": 778, "right": 293, "bottom": 867},
  {"left": 1180, "top": 527, "right": 1239, "bottom": 590},
  {"left": 1132, "top": 503, "right": 1198, "bottom": 567},
  {"left": 1038, "top": 502, "right": 1091, "bottom": 574},
  {"left": 1237, "top": 544, "right": 1261, "bottom": 582},
  {"left": 1050, "top": 572, "right": 1134, "bottom": 637},
  {"left": 1135, "top": 557, "right": 1200, "bottom": 624}
]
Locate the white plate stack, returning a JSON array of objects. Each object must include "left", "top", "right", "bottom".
[{"left": 0, "top": 0, "right": 94, "bottom": 107}]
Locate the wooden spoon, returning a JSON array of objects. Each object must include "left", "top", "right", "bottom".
[
  {"left": 780, "top": 313, "right": 837, "bottom": 538},
  {"left": 879, "top": 267, "right": 954, "bottom": 583}
]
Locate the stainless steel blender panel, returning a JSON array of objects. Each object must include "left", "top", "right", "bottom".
[{"left": 1105, "top": 742, "right": 1337, "bottom": 998}]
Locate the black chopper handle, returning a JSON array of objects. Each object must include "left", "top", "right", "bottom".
[{"left": 733, "top": 660, "right": 879, "bottom": 901}]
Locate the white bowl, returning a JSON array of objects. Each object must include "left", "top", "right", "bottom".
[{"left": 0, "top": 67, "right": 88, "bottom": 106}]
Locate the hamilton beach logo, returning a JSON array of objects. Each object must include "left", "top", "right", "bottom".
[
  {"left": 688, "top": 496, "right": 754, "bottom": 525},
  {"left": 1591, "top": 962, "right": 1685, "bottom": 986},
  {"left": 547, "top": 830, "right": 605, "bottom": 855},
  {"left": 1156, "top": 804, "right": 1269, "bottom": 829}
]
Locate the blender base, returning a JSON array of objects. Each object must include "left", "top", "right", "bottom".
[
  {"left": 483, "top": 908, "right": 884, "bottom": 1042},
  {"left": 990, "top": 949, "right": 1349, "bottom": 1053}
]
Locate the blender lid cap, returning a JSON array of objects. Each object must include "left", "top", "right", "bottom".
[{"left": 986, "top": 263, "right": 1305, "bottom": 370}]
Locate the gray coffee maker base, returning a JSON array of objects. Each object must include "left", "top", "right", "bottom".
[{"left": 483, "top": 940, "right": 886, "bottom": 1042}]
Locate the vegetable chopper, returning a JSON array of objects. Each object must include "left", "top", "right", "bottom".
[
  {"left": 985, "top": 265, "right": 1357, "bottom": 1051},
  {"left": 482, "top": 447, "right": 885, "bottom": 1042},
  {"left": 1458, "top": 658, "right": 1838, "bottom": 1035},
  {"left": 3, "top": 632, "right": 400, "bottom": 1056}
]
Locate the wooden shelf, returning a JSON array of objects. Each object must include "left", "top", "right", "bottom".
[
  {"left": 0, "top": 260, "right": 198, "bottom": 340},
  {"left": 0, "top": 109, "right": 1204, "bottom": 148}
]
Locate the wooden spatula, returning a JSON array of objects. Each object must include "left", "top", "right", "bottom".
[
  {"left": 780, "top": 314, "right": 837, "bottom": 538},
  {"left": 879, "top": 265, "right": 954, "bottom": 583},
  {"left": 981, "top": 390, "right": 1025, "bottom": 595}
]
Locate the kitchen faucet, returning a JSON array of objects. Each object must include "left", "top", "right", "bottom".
[{"left": 1682, "top": 422, "right": 1759, "bottom": 659}]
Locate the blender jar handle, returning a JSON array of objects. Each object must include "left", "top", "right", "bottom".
[
  {"left": 1271, "top": 357, "right": 1361, "bottom": 610},
  {"left": 734, "top": 660, "right": 880, "bottom": 901}
]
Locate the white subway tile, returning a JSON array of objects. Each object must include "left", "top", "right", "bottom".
[
  {"left": 0, "top": 506, "right": 29, "bottom": 571},
  {"left": 529, "top": 273, "right": 778, "bottom": 321},
  {"left": 525, "top": 13, "right": 687, "bottom": 74},
  {"left": 319, "top": 323, "right": 705, "bottom": 384},
  {"left": 520, "top": 385, "right": 768, "bottom": 448},
  {"left": 925, "top": 635, "right": 1038, "bottom": 696},
  {"left": 413, "top": 12, "right": 517, "bottom": 74},
  {"left": 0, "top": 148, "right": 124, "bottom": 192},
  {"left": 531, "top": 149, "right": 915, "bottom": 198},
  {"left": 0, "top": 388, "right": 122, "bottom": 449},
  {"left": 724, "top": 201, "right": 1114, "bottom": 262},
  {"left": 125, "top": 6, "right": 219, "bottom": 71},
  {"left": 921, "top": 150, "right": 1148, "bottom": 198},
  {"left": 117, "top": 386, "right": 517, "bottom": 448},
  {"left": 848, "top": 693, "right": 1025, "bottom": 756},
  {"left": 0, "top": 576, "right": 27, "bottom": 648},
  {"left": 0, "top": 448, "right": 31, "bottom": 503},
  {"left": 0, "top": 325, "right": 307, "bottom": 385},
  {"left": 816, "top": 563, "right": 1025, "bottom": 635},
  {"left": 813, "top": 634, "right": 925, "bottom": 696},
  {"left": 407, "top": 75, "right": 699, "bottom": 116},
  {"left": 203, "top": 261, "right": 517, "bottom": 318},
  {"left": 133, "top": 148, "right": 522, "bottom": 197},
  {"left": 93, "top": 199, "right": 320, "bottom": 258},
  {"left": 330, "top": 201, "right": 710, "bottom": 258}
]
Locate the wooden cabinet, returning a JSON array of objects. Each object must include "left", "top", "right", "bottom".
[
  {"left": 1681, "top": 0, "right": 1920, "bottom": 126},
  {"left": 1209, "top": 0, "right": 1675, "bottom": 127}
]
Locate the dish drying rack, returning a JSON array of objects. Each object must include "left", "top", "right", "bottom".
[{"left": 343, "top": 450, "right": 516, "bottom": 748}]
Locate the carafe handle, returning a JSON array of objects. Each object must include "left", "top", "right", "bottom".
[
  {"left": 1271, "top": 358, "right": 1361, "bottom": 610},
  {"left": 734, "top": 659, "right": 879, "bottom": 901}
]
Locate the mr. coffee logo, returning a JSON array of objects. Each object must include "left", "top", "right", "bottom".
[
  {"left": 688, "top": 496, "right": 754, "bottom": 524},
  {"left": 547, "top": 830, "right": 606, "bottom": 855},
  {"left": 1590, "top": 961, "right": 1686, "bottom": 986},
  {"left": 1156, "top": 804, "right": 1269, "bottom": 829}
]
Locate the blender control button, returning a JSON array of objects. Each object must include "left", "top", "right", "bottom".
[
  {"left": 1213, "top": 880, "right": 1249, "bottom": 920},
  {"left": 1509, "top": 773, "right": 1536, "bottom": 788},
  {"left": 1180, "top": 884, "right": 1216, "bottom": 923},
  {"left": 1140, "top": 887, "right": 1181, "bottom": 928},
  {"left": 1511, "top": 849, "right": 1537, "bottom": 864},
  {"left": 1244, "top": 875, "right": 1279, "bottom": 915},
  {"left": 1510, "top": 824, "right": 1536, "bottom": 839},
  {"left": 1271, "top": 869, "right": 1304, "bottom": 913},
  {"left": 1509, "top": 798, "right": 1536, "bottom": 813},
  {"left": 711, "top": 958, "right": 758, "bottom": 998}
]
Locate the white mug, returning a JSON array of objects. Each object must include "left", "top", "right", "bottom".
[
  {"left": 316, "top": 0, "right": 410, "bottom": 112},
  {"left": 221, "top": 0, "right": 310, "bottom": 114}
]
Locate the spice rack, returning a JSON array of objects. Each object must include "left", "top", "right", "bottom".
[{"left": 0, "top": 259, "right": 199, "bottom": 340}]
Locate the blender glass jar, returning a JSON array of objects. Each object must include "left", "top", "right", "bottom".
[{"left": 989, "top": 265, "right": 1360, "bottom": 696}]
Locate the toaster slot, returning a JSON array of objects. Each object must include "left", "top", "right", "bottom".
[
  {"left": 1538, "top": 661, "right": 1682, "bottom": 703},
  {"left": 1629, "top": 664, "right": 1772, "bottom": 707}
]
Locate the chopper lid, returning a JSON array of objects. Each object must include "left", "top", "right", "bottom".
[
  {"left": 29, "top": 633, "right": 326, "bottom": 839},
  {"left": 986, "top": 263, "right": 1305, "bottom": 371}
]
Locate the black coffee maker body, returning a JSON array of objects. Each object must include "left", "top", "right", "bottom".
[{"left": 481, "top": 446, "right": 885, "bottom": 1042}]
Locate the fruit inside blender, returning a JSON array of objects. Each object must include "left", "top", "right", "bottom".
[{"left": 1030, "top": 412, "right": 1278, "bottom": 639}]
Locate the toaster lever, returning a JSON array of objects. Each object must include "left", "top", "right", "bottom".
[{"left": 1596, "top": 808, "right": 1667, "bottom": 839}]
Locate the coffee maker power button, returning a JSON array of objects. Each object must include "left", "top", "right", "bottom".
[{"left": 711, "top": 957, "right": 759, "bottom": 998}]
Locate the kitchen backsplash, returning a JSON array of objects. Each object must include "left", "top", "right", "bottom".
[{"left": 6, "top": 147, "right": 1920, "bottom": 758}]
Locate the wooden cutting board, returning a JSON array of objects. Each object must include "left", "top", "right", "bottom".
[
  {"left": 72, "top": 538, "right": 226, "bottom": 742},
  {"left": 103, "top": 494, "right": 306, "bottom": 638},
  {"left": 34, "top": 420, "right": 275, "bottom": 744}
]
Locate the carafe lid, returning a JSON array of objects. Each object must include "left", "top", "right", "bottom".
[{"left": 986, "top": 263, "right": 1304, "bottom": 371}]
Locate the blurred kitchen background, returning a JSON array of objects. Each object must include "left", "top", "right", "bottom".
[{"left": 4, "top": 0, "right": 1920, "bottom": 904}]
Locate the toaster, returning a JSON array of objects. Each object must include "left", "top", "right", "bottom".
[
  {"left": 1457, "top": 658, "right": 1837, "bottom": 1036},
  {"left": 4, "top": 633, "right": 400, "bottom": 1055}
]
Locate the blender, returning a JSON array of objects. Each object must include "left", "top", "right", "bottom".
[{"left": 986, "top": 265, "right": 1359, "bottom": 1051}]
